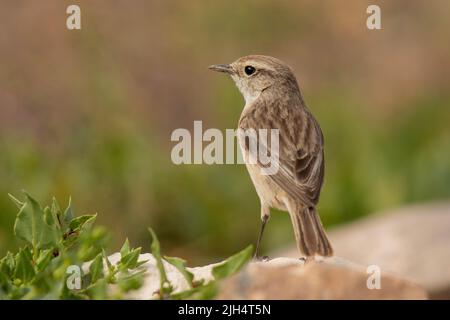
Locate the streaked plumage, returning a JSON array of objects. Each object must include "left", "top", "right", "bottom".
[{"left": 210, "top": 55, "right": 333, "bottom": 258}]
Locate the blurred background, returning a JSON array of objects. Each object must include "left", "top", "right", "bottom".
[{"left": 0, "top": 0, "right": 449, "bottom": 265}]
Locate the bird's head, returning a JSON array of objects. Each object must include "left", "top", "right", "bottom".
[{"left": 209, "top": 55, "right": 300, "bottom": 104}]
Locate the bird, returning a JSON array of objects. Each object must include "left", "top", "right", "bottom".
[{"left": 209, "top": 55, "right": 333, "bottom": 260}]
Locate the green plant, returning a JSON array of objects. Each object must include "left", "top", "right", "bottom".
[{"left": 0, "top": 192, "right": 253, "bottom": 299}]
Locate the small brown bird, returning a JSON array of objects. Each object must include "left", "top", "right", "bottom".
[{"left": 209, "top": 55, "right": 333, "bottom": 259}]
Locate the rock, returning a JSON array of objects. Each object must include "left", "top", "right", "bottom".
[
  {"left": 217, "top": 257, "right": 427, "bottom": 300},
  {"left": 92, "top": 254, "right": 427, "bottom": 299},
  {"left": 84, "top": 203, "right": 448, "bottom": 299},
  {"left": 281, "top": 202, "right": 450, "bottom": 299}
]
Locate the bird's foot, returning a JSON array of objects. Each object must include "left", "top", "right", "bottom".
[
  {"left": 253, "top": 255, "right": 270, "bottom": 262},
  {"left": 299, "top": 256, "right": 314, "bottom": 264}
]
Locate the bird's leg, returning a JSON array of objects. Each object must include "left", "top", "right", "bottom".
[
  {"left": 254, "top": 216, "right": 268, "bottom": 260},
  {"left": 254, "top": 206, "right": 270, "bottom": 260},
  {"left": 299, "top": 256, "right": 314, "bottom": 264}
]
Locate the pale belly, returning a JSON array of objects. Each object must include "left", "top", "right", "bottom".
[{"left": 239, "top": 142, "right": 288, "bottom": 212}]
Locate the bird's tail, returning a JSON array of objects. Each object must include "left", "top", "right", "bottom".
[{"left": 289, "top": 204, "right": 333, "bottom": 257}]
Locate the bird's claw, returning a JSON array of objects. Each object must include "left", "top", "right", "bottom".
[{"left": 253, "top": 255, "right": 270, "bottom": 262}]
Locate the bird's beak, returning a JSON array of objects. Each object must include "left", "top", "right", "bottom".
[{"left": 208, "top": 64, "right": 234, "bottom": 74}]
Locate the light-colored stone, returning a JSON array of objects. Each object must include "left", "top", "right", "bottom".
[
  {"left": 281, "top": 202, "right": 450, "bottom": 298},
  {"left": 82, "top": 203, "right": 447, "bottom": 299},
  {"left": 89, "top": 254, "right": 427, "bottom": 299},
  {"left": 217, "top": 257, "right": 427, "bottom": 299}
]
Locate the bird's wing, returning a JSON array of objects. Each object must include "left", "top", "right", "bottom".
[{"left": 238, "top": 97, "right": 324, "bottom": 207}]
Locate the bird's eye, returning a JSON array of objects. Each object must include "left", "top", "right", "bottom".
[{"left": 244, "top": 66, "right": 256, "bottom": 76}]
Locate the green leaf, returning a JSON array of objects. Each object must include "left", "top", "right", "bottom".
[
  {"left": 4, "top": 194, "right": 227, "bottom": 300},
  {"left": 63, "top": 197, "right": 74, "bottom": 227},
  {"left": 84, "top": 278, "right": 108, "bottom": 300},
  {"left": 102, "top": 249, "right": 114, "bottom": 273},
  {"left": 119, "top": 248, "right": 141, "bottom": 270},
  {"left": 0, "top": 269, "right": 12, "bottom": 293},
  {"left": 89, "top": 253, "right": 104, "bottom": 283},
  {"left": 49, "top": 198, "right": 63, "bottom": 232},
  {"left": 51, "top": 197, "right": 61, "bottom": 217},
  {"left": 0, "top": 252, "right": 16, "bottom": 278},
  {"left": 13, "top": 193, "right": 59, "bottom": 250},
  {"left": 117, "top": 270, "right": 146, "bottom": 292},
  {"left": 212, "top": 245, "right": 253, "bottom": 280},
  {"left": 193, "top": 282, "right": 218, "bottom": 300},
  {"left": 43, "top": 206, "right": 52, "bottom": 226},
  {"left": 75, "top": 226, "right": 109, "bottom": 261},
  {"left": 170, "top": 282, "right": 217, "bottom": 300},
  {"left": 164, "top": 256, "right": 194, "bottom": 288},
  {"left": 120, "top": 238, "right": 130, "bottom": 257},
  {"left": 62, "top": 232, "right": 78, "bottom": 248},
  {"left": 8, "top": 193, "right": 24, "bottom": 209},
  {"left": 43, "top": 206, "right": 62, "bottom": 240},
  {"left": 14, "top": 248, "right": 35, "bottom": 283},
  {"left": 69, "top": 214, "right": 97, "bottom": 232},
  {"left": 148, "top": 227, "right": 172, "bottom": 298},
  {"left": 36, "top": 249, "right": 54, "bottom": 271}
]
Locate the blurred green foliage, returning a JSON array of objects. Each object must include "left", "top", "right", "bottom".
[
  {"left": 0, "top": 1, "right": 449, "bottom": 263},
  {"left": 0, "top": 194, "right": 251, "bottom": 299}
]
